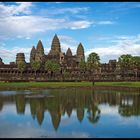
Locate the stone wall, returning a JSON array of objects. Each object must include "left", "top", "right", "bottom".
[{"left": 0, "top": 64, "right": 139, "bottom": 82}]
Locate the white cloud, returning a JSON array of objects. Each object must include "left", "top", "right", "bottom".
[
  {"left": 59, "top": 35, "right": 78, "bottom": 44},
  {"left": 0, "top": 2, "right": 113, "bottom": 40},
  {"left": 45, "top": 7, "right": 89, "bottom": 15},
  {"left": 26, "top": 37, "right": 31, "bottom": 40},
  {"left": 59, "top": 35, "right": 79, "bottom": 54},
  {"left": 85, "top": 34, "right": 140, "bottom": 63},
  {"left": 0, "top": 3, "right": 93, "bottom": 41},
  {"left": 13, "top": 2, "right": 32, "bottom": 15},
  {"left": 0, "top": 15, "right": 92, "bottom": 40},
  {"left": 70, "top": 20, "right": 92, "bottom": 29},
  {"left": 0, "top": 46, "right": 53, "bottom": 64},
  {"left": 115, "top": 34, "right": 140, "bottom": 44},
  {"left": 0, "top": 2, "right": 32, "bottom": 17},
  {"left": 97, "top": 21, "right": 114, "bottom": 25},
  {"left": 109, "top": 2, "right": 140, "bottom": 13},
  {"left": 61, "top": 42, "right": 77, "bottom": 55},
  {"left": 0, "top": 3, "right": 115, "bottom": 41},
  {"left": 0, "top": 46, "right": 31, "bottom": 64}
]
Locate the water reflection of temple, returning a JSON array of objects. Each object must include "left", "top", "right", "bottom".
[{"left": 0, "top": 89, "right": 140, "bottom": 130}]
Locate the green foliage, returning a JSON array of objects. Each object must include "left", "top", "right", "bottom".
[
  {"left": 52, "top": 62, "right": 61, "bottom": 73},
  {"left": 17, "top": 61, "right": 26, "bottom": 72},
  {"left": 79, "top": 60, "right": 86, "bottom": 71},
  {"left": 132, "top": 56, "right": 140, "bottom": 69},
  {"left": 45, "top": 60, "right": 60, "bottom": 73},
  {"left": 31, "top": 61, "right": 41, "bottom": 72},
  {"left": 118, "top": 54, "right": 133, "bottom": 70},
  {"left": 87, "top": 52, "right": 100, "bottom": 71},
  {"left": 45, "top": 60, "right": 52, "bottom": 71},
  {"left": 63, "top": 71, "right": 70, "bottom": 79}
]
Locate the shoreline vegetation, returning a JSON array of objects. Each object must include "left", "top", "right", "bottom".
[{"left": 0, "top": 81, "right": 140, "bottom": 91}]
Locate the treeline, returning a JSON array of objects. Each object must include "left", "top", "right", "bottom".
[{"left": 15, "top": 52, "right": 140, "bottom": 81}]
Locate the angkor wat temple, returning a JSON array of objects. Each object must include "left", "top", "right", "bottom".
[
  {"left": 0, "top": 34, "right": 139, "bottom": 81},
  {"left": 29, "top": 34, "right": 85, "bottom": 69}
]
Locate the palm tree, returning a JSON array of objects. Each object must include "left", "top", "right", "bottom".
[
  {"left": 52, "top": 62, "right": 60, "bottom": 73},
  {"left": 87, "top": 52, "right": 100, "bottom": 71},
  {"left": 118, "top": 54, "right": 133, "bottom": 79},
  {"left": 45, "top": 60, "right": 60, "bottom": 79},
  {"left": 31, "top": 61, "right": 41, "bottom": 79},
  {"left": 52, "top": 62, "right": 61, "bottom": 79},
  {"left": 17, "top": 61, "right": 26, "bottom": 79},
  {"left": 45, "top": 60, "right": 53, "bottom": 79},
  {"left": 45, "top": 60, "right": 52, "bottom": 70},
  {"left": 87, "top": 52, "right": 100, "bottom": 83}
]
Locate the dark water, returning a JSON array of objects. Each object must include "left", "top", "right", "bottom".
[{"left": 0, "top": 88, "right": 140, "bottom": 138}]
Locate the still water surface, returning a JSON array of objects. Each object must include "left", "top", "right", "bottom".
[{"left": 0, "top": 88, "right": 140, "bottom": 138}]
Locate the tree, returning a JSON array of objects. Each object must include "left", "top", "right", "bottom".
[
  {"left": 45, "top": 60, "right": 60, "bottom": 78},
  {"left": 79, "top": 60, "right": 86, "bottom": 72},
  {"left": 132, "top": 56, "right": 140, "bottom": 68},
  {"left": 45, "top": 60, "right": 52, "bottom": 72},
  {"left": 52, "top": 62, "right": 61, "bottom": 73},
  {"left": 132, "top": 56, "right": 140, "bottom": 80},
  {"left": 17, "top": 61, "right": 26, "bottom": 78},
  {"left": 118, "top": 54, "right": 133, "bottom": 69},
  {"left": 31, "top": 61, "right": 41, "bottom": 79},
  {"left": 118, "top": 54, "right": 133, "bottom": 79},
  {"left": 87, "top": 52, "right": 100, "bottom": 71},
  {"left": 87, "top": 52, "right": 100, "bottom": 83}
]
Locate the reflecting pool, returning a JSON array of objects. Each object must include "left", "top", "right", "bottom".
[{"left": 0, "top": 88, "right": 140, "bottom": 138}]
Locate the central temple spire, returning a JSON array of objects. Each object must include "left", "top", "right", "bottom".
[{"left": 49, "top": 34, "right": 61, "bottom": 56}]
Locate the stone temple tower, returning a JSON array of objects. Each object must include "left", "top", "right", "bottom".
[
  {"left": 35, "top": 40, "right": 45, "bottom": 63},
  {"left": 49, "top": 34, "right": 61, "bottom": 56},
  {"left": 66, "top": 48, "right": 72, "bottom": 56},
  {"left": 76, "top": 43, "right": 85, "bottom": 63},
  {"left": 30, "top": 46, "right": 36, "bottom": 64},
  {"left": 16, "top": 53, "right": 26, "bottom": 65}
]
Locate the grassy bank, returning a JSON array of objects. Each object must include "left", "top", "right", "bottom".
[
  {"left": 0, "top": 82, "right": 92, "bottom": 90},
  {"left": 95, "top": 82, "right": 140, "bottom": 87},
  {"left": 0, "top": 81, "right": 140, "bottom": 90}
]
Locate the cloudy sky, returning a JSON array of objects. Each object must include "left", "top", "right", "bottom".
[{"left": 0, "top": 2, "right": 140, "bottom": 64}]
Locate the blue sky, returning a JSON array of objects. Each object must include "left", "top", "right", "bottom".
[{"left": 0, "top": 2, "right": 140, "bottom": 64}]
